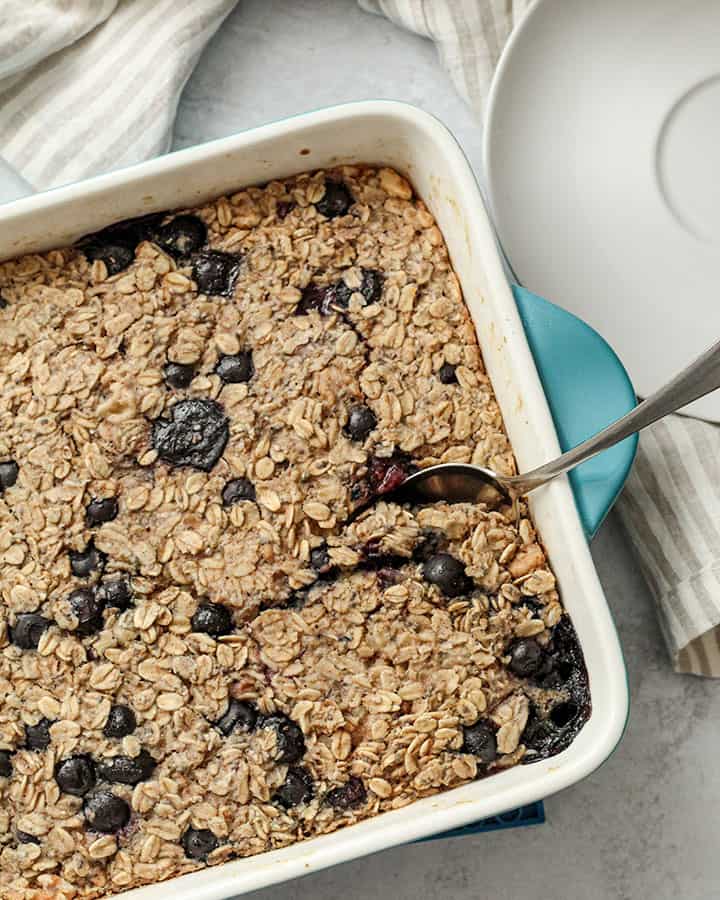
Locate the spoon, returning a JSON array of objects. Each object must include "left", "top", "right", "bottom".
[{"left": 393, "top": 336, "right": 720, "bottom": 504}]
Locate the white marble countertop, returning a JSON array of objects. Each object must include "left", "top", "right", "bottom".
[{"left": 174, "top": 3, "right": 718, "bottom": 900}]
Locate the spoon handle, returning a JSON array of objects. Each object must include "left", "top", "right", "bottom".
[{"left": 510, "top": 336, "right": 720, "bottom": 492}]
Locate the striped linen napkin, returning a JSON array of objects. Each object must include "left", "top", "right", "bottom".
[{"left": 1, "top": 0, "right": 718, "bottom": 676}]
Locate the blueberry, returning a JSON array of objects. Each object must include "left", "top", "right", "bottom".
[
  {"left": 323, "top": 776, "right": 367, "bottom": 810},
  {"left": 0, "top": 294, "right": 8, "bottom": 309},
  {"left": 55, "top": 754, "right": 96, "bottom": 796},
  {"left": 155, "top": 215, "right": 207, "bottom": 258},
  {"left": 25, "top": 718, "right": 52, "bottom": 751},
  {"left": 215, "top": 351, "right": 253, "bottom": 384},
  {"left": 192, "top": 250, "right": 241, "bottom": 297},
  {"left": 295, "top": 282, "right": 337, "bottom": 316},
  {"left": 309, "top": 542, "right": 334, "bottom": 576},
  {"left": 411, "top": 529, "right": 446, "bottom": 562},
  {"left": 191, "top": 602, "right": 233, "bottom": 637},
  {"left": 69, "top": 540, "right": 107, "bottom": 578},
  {"left": 345, "top": 405, "right": 377, "bottom": 442},
  {"left": 16, "top": 831, "right": 40, "bottom": 844},
  {"left": 86, "top": 497, "right": 118, "bottom": 526},
  {"left": 221, "top": 477, "right": 256, "bottom": 506},
  {"left": 0, "top": 750, "right": 12, "bottom": 777},
  {"left": 550, "top": 701, "right": 579, "bottom": 728},
  {"left": 152, "top": 398, "right": 229, "bottom": 471},
  {"left": 163, "top": 361, "right": 195, "bottom": 390},
  {"left": 103, "top": 705, "right": 137, "bottom": 739},
  {"left": 316, "top": 180, "right": 353, "bottom": 219},
  {"left": 508, "top": 638, "right": 544, "bottom": 678},
  {"left": 214, "top": 699, "right": 258, "bottom": 736},
  {"left": 276, "top": 200, "right": 295, "bottom": 219},
  {"left": 78, "top": 213, "right": 164, "bottom": 276},
  {"left": 421, "top": 553, "right": 472, "bottom": 597},
  {"left": 461, "top": 719, "right": 497, "bottom": 764},
  {"left": 10, "top": 613, "right": 51, "bottom": 650},
  {"left": 81, "top": 241, "right": 134, "bottom": 276},
  {"left": 96, "top": 578, "right": 133, "bottom": 611},
  {"left": 97, "top": 749, "right": 156, "bottom": 785},
  {"left": 352, "top": 453, "right": 415, "bottom": 505},
  {"left": 181, "top": 827, "right": 219, "bottom": 861},
  {"left": 359, "top": 268, "right": 384, "bottom": 304},
  {"left": 273, "top": 766, "right": 314, "bottom": 809},
  {"left": 83, "top": 790, "right": 130, "bottom": 833},
  {"left": 68, "top": 588, "right": 105, "bottom": 635},
  {"left": 0, "top": 460, "right": 19, "bottom": 491},
  {"left": 438, "top": 362, "right": 458, "bottom": 384},
  {"left": 263, "top": 714, "right": 305, "bottom": 763}
]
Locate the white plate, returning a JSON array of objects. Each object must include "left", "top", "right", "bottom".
[{"left": 485, "top": 0, "right": 720, "bottom": 420}]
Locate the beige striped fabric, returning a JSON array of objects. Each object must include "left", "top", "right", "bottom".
[
  {"left": 1, "top": 0, "right": 716, "bottom": 674},
  {"left": 616, "top": 420, "right": 720, "bottom": 676},
  {"left": 0, "top": 0, "right": 236, "bottom": 190}
]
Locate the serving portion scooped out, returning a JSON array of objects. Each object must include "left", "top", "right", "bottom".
[{"left": 0, "top": 165, "right": 589, "bottom": 899}]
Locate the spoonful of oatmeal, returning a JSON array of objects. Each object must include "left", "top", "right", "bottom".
[{"left": 392, "top": 335, "right": 720, "bottom": 504}]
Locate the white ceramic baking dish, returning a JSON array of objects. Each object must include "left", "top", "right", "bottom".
[{"left": 0, "top": 101, "right": 628, "bottom": 900}]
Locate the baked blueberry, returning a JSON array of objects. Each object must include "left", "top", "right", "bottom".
[
  {"left": 276, "top": 200, "right": 295, "bottom": 219},
  {"left": 192, "top": 250, "right": 241, "bottom": 297},
  {"left": 25, "top": 718, "right": 52, "bottom": 751},
  {"left": 10, "top": 613, "right": 51, "bottom": 650},
  {"left": 152, "top": 398, "right": 229, "bottom": 471},
  {"left": 263, "top": 714, "right": 305, "bottom": 764},
  {"left": 310, "top": 542, "right": 334, "bottom": 576},
  {"left": 0, "top": 294, "right": 8, "bottom": 309},
  {"left": 97, "top": 749, "right": 156, "bottom": 785},
  {"left": 83, "top": 790, "right": 130, "bottom": 834},
  {"left": 0, "top": 459, "right": 19, "bottom": 491},
  {"left": 315, "top": 180, "right": 353, "bottom": 219},
  {"left": 86, "top": 497, "right": 118, "bottom": 526},
  {"left": 345, "top": 405, "right": 377, "bottom": 442},
  {"left": 96, "top": 577, "right": 133, "bottom": 611},
  {"left": 77, "top": 213, "right": 164, "bottom": 275},
  {"left": 323, "top": 776, "right": 367, "bottom": 810},
  {"left": 507, "top": 638, "right": 543, "bottom": 678},
  {"left": 0, "top": 750, "right": 12, "bottom": 777},
  {"left": 103, "top": 704, "right": 137, "bottom": 739},
  {"left": 438, "top": 362, "right": 458, "bottom": 384},
  {"left": 155, "top": 214, "right": 207, "bottom": 258},
  {"left": 295, "top": 282, "right": 337, "bottom": 316},
  {"left": 461, "top": 719, "right": 497, "bottom": 765},
  {"left": 55, "top": 754, "right": 96, "bottom": 796},
  {"left": 69, "top": 540, "right": 106, "bottom": 578},
  {"left": 191, "top": 601, "right": 233, "bottom": 637},
  {"left": 81, "top": 241, "right": 134, "bottom": 276},
  {"left": 412, "top": 528, "right": 446, "bottom": 563},
  {"left": 351, "top": 453, "right": 416, "bottom": 506},
  {"left": 359, "top": 268, "right": 384, "bottom": 304},
  {"left": 16, "top": 831, "right": 40, "bottom": 844},
  {"left": 181, "top": 827, "right": 219, "bottom": 861},
  {"left": 421, "top": 553, "right": 472, "bottom": 598},
  {"left": 215, "top": 351, "right": 253, "bottom": 384},
  {"left": 221, "top": 477, "right": 256, "bottom": 506},
  {"left": 549, "top": 700, "right": 579, "bottom": 728},
  {"left": 214, "top": 699, "right": 258, "bottom": 736},
  {"left": 68, "top": 588, "right": 105, "bottom": 635},
  {"left": 163, "top": 361, "right": 195, "bottom": 390},
  {"left": 273, "top": 766, "right": 314, "bottom": 809}
]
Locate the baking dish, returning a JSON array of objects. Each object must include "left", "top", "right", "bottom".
[{"left": 0, "top": 101, "right": 630, "bottom": 899}]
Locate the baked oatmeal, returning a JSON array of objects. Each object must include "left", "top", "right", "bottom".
[{"left": 0, "top": 166, "right": 589, "bottom": 899}]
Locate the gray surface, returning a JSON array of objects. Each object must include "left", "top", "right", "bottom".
[{"left": 173, "top": 3, "right": 719, "bottom": 900}]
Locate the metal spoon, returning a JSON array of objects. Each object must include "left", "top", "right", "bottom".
[{"left": 393, "top": 336, "right": 720, "bottom": 504}]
